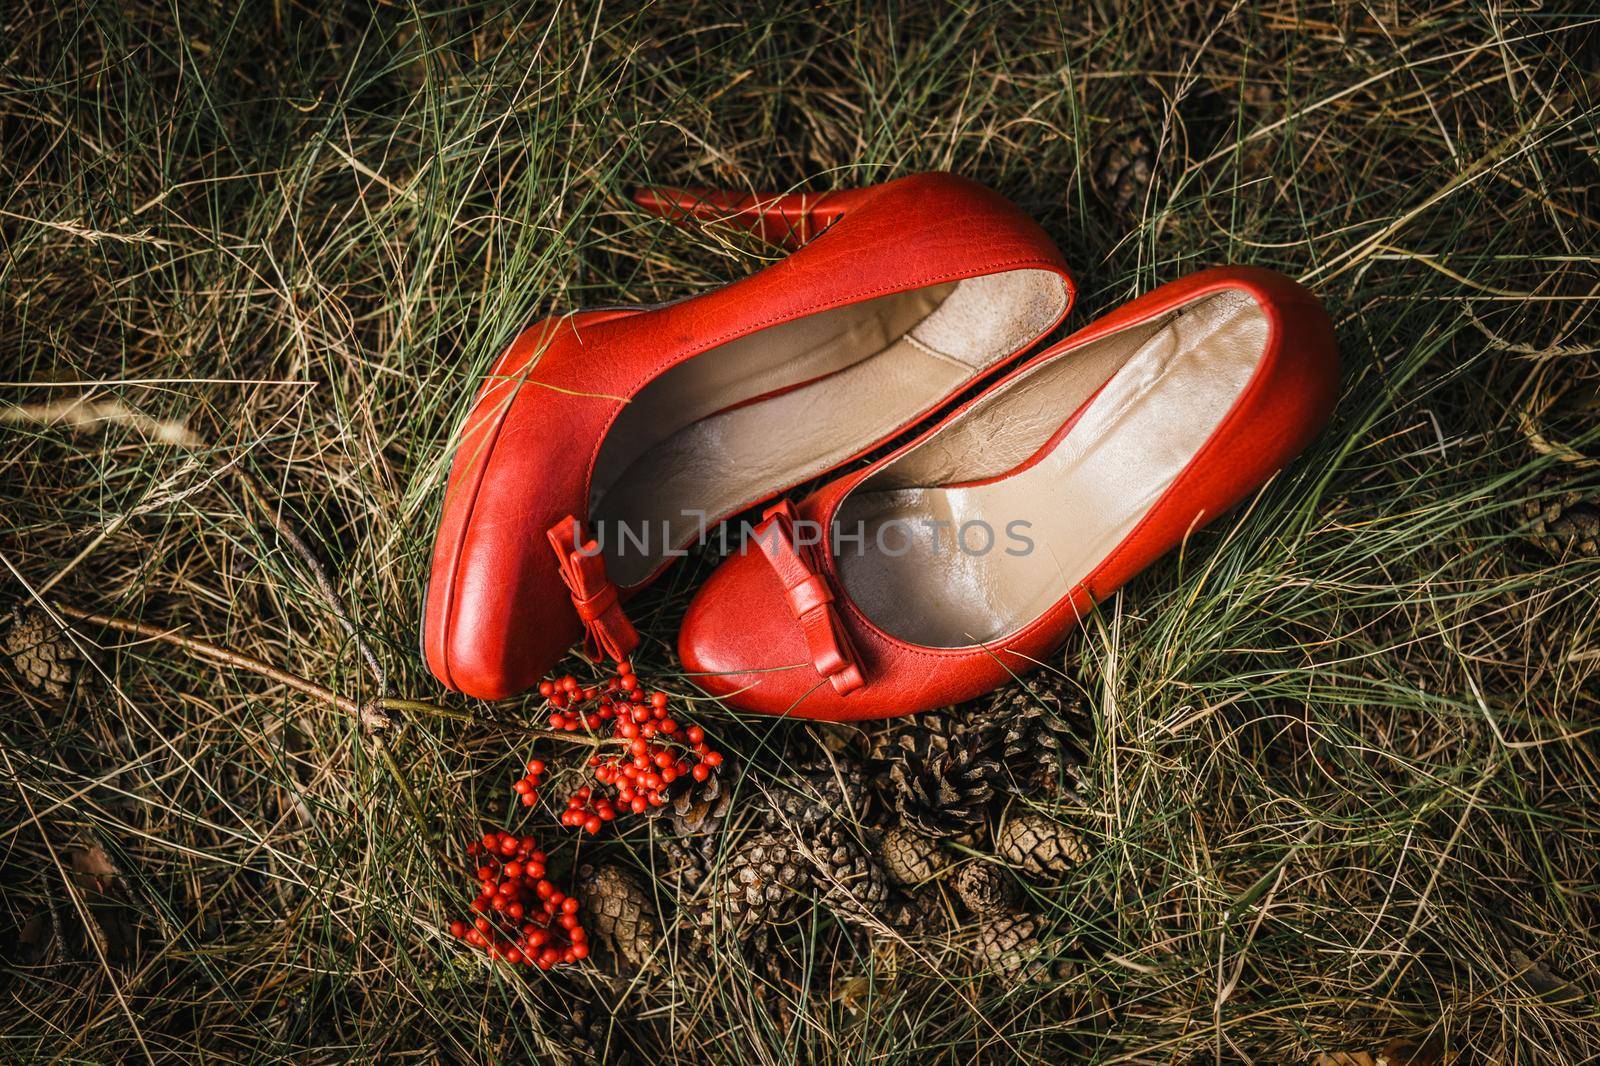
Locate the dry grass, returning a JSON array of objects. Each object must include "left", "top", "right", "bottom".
[{"left": 2, "top": 2, "right": 1598, "bottom": 1062}]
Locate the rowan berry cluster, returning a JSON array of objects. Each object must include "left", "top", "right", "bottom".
[
  {"left": 445, "top": 830, "right": 587, "bottom": 968},
  {"left": 533, "top": 662, "right": 724, "bottom": 834}
]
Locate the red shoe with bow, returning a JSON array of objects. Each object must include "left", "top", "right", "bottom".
[
  {"left": 422, "top": 173, "right": 1074, "bottom": 699},
  {"left": 676, "top": 266, "right": 1340, "bottom": 719}
]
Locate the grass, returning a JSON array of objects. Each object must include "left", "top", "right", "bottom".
[{"left": 2, "top": 1, "right": 1597, "bottom": 1062}]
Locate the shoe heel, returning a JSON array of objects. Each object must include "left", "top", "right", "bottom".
[{"left": 630, "top": 184, "right": 872, "bottom": 249}]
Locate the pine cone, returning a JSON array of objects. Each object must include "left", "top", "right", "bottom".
[
  {"left": 668, "top": 755, "right": 735, "bottom": 835},
  {"left": 575, "top": 863, "right": 662, "bottom": 975},
  {"left": 993, "top": 688, "right": 1090, "bottom": 797},
  {"left": 996, "top": 812, "right": 1089, "bottom": 879},
  {"left": 711, "top": 831, "right": 813, "bottom": 937},
  {"left": 656, "top": 833, "right": 713, "bottom": 896},
  {"left": 540, "top": 998, "right": 604, "bottom": 1066},
  {"left": 953, "top": 862, "right": 1021, "bottom": 917},
  {"left": 876, "top": 710, "right": 1002, "bottom": 839},
  {"left": 888, "top": 884, "right": 951, "bottom": 935},
  {"left": 1093, "top": 128, "right": 1156, "bottom": 213},
  {"left": 762, "top": 754, "right": 873, "bottom": 829},
  {"left": 805, "top": 820, "right": 890, "bottom": 930},
  {"left": 973, "top": 912, "right": 1074, "bottom": 986},
  {"left": 659, "top": 758, "right": 735, "bottom": 894},
  {"left": 4, "top": 608, "right": 78, "bottom": 699},
  {"left": 1524, "top": 478, "right": 1600, "bottom": 558},
  {"left": 876, "top": 825, "right": 950, "bottom": 887}
]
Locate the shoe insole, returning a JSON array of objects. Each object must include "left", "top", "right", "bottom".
[
  {"left": 590, "top": 268, "right": 1069, "bottom": 587},
  {"left": 835, "top": 289, "right": 1268, "bottom": 647}
]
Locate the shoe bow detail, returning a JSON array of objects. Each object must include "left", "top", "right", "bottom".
[
  {"left": 751, "top": 500, "right": 864, "bottom": 696},
  {"left": 547, "top": 516, "right": 639, "bottom": 664}
]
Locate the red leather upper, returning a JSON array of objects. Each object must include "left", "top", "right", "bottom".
[
  {"left": 676, "top": 266, "right": 1340, "bottom": 720},
  {"left": 423, "top": 173, "right": 1073, "bottom": 699}
]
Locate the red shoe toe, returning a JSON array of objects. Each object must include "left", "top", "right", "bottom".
[{"left": 677, "top": 542, "right": 818, "bottom": 716}]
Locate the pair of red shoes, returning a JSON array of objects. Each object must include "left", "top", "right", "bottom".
[{"left": 423, "top": 173, "right": 1338, "bottom": 721}]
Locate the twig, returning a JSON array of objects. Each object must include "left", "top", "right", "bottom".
[{"left": 54, "top": 603, "right": 363, "bottom": 715}]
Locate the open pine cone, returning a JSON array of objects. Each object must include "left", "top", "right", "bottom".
[
  {"left": 991, "top": 688, "right": 1090, "bottom": 798},
  {"left": 711, "top": 831, "right": 813, "bottom": 937},
  {"left": 875, "top": 710, "right": 1002, "bottom": 839},
  {"left": 762, "top": 753, "right": 873, "bottom": 829},
  {"left": 804, "top": 820, "right": 891, "bottom": 930}
]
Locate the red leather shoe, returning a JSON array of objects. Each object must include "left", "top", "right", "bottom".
[
  {"left": 423, "top": 173, "right": 1074, "bottom": 699},
  {"left": 677, "top": 266, "right": 1339, "bottom": 720}
]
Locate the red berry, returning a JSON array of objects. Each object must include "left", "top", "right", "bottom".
[
  {"left": 686, "top": 726, "right": 705, "bottom": 745},
  {"left": 527, "top": 759, "right": 546, "bottom": 776},
  {"left": 703, "top": 751, "right": 723, "bottom": 768},
  {"left": 583, "top": 816, "right": 602, "bottom": 835},
  {"left": 692, "top": 764, "right": 710, "bottom": 782},
  {"left": 449, "top": 919, "right": 469, "bottom": 938},
  {"left": 539, "top": 681, "right": 555, "bottom": 698}
]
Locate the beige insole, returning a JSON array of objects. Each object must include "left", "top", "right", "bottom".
[
  {"left": 835, "top": 290, "right": 1269, "bottom": 647},
  {"left": 591, "top": 268, "right": 1069, "bottom": 586}
]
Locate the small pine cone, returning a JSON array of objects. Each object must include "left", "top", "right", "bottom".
[
  {"left": 805, "top": 820, "right": 890, "bottom": 930},
  {"left": 575, "top": 864, "right": 662, "bottom": 975},
  {"left": 763, "top": 755, "right": 873, "bottom": 829},
  {"left": 540, "top": 998, "right": 604, "bottom": 1066},
  {"left": 1092, "top": 128, "right": 1156, "bottom": 213},
  {"left": 877, "top": 711, "right": 1003, "bottom": 839},
  {"left": 656, "top": 833, "right": 712, "bottom": 896},
  {"left": 712, "top": 831, "right": 813, "bottom": 937},
  {"left": 953, "top": 862, "right": 1021, "bottom": 917},
  {"left": 876, "top": 825, "right": 950, "bottom": 887},
  {"left": 668, "top": 753, "right": 735, "bottom": 835},
  {"left": 973, "top": 912, "right": 1074, "bottom": 986},
  {"left": 996, "top": 812, "right": 1089, "bottom": 879},
  {"left": 994, "top": 688, "right": 1090, "bottom": 797},
  {"left": 4, "top": 608, "right": 78, "bottom": 699},
  {"left": 1524, "top": 479, "right": 1600, "bottom": 558},
  {"left": 888, "top": 884, "right": 951, "bottom": 935}
]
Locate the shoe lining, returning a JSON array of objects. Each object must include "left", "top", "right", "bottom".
[
  {"left": 591, "top": 268, "right": 1069, "bottom": 586},
  {"left": 834, "top": 289, "right": 1268, "bottom": 647}
]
